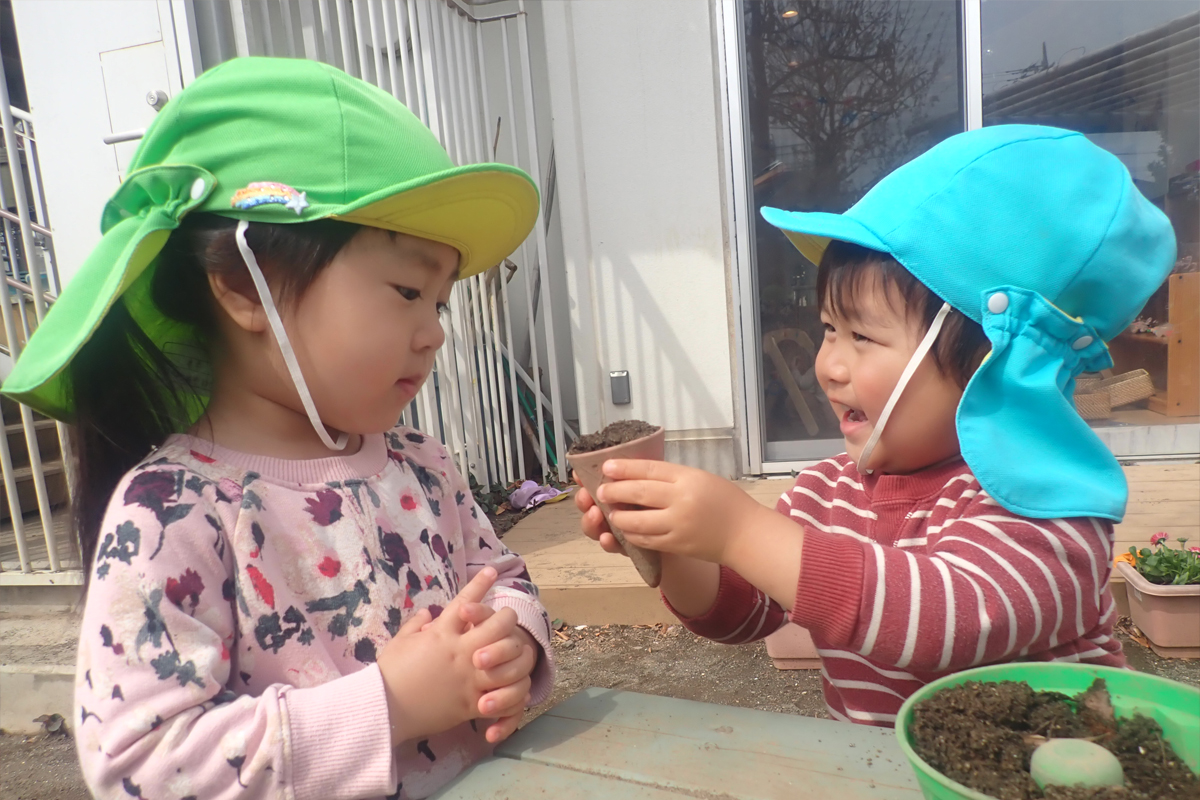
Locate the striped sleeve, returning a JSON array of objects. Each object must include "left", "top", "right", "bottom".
[
  {"left": 793, "top": 502, "right": 1120, "bottom": 672},
  {"left": 664, "top": 565, "right": 788, "bottom": 643}
]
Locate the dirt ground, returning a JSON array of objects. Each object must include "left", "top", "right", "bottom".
[{"left": 4, "top": 624, "right": 1196, "bottom": 800}]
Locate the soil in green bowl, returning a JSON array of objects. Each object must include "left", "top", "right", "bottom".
[{"left": 910, "top": 678, "right": 1198, "bottom": 800}]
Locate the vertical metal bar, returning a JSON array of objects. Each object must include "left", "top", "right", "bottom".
[
  {"left": 366, "top": 0, "right": 387, "bottom": 93},
  {"left": 484, "top": 275, "right": 513, "bottom": 483},
  {"left": 516, "top": 0, "right": 567, "bottom": 480},
  {"left": 318, "top": 0, "right": 338, "bottom": 65},
  {"left": 432, "top": 3, "right": 485, "bottom": 481},
  {"left": 278, "top": 0, "right": 299, "bottom": 57},
  {"left": 465, "top": 20, "right": 512, "bottom": 485},
  {"left": 335, "top": 0, "right": 356, "bottom": 74},
  {"left": 487, "top": 23, "right": 526, "bottom": 480},
  {"left": 451, "top": 12, "right": 500, "bottom": 484},
  {"left": 415, "top": 0, "right": 442, "bottom": 138},
  {"left": 229, "top": 0, "right": 254, "bottom": 57},
  {"left": 408, "top": 0, "right": 429, "bottom": 125},
  {"left": 0, "top": 363, "right": 29, "bottom": 573},
  {"left": 440, "top": 300, "right": 471, "bottom": 480},
  {"left": 717, "top": 0, "right": 761, "bottom": 475},
  {"left": 431, "top": 1, "right": 461, "bottom": 161},
  {"left": 352, "top": 0, "right": 373, "bottom": 82},
  {"left": 473, "top": 23, "right": 516, "bottom": 483},
  {"left": 469, "top": 277, "right": 499, "bottom": 485},
  {"left": 257, "top": 0, "right": 276, "bottom": 56},
  {"left": 963, "top": 0, "right": 983, "bottom": 130},
  {"left": 407, "top": 5, "right": 452, "bottom": 464},
  {"left": 447, "top": 9, "right": 494, "bottom": 485},
  {"left": 0, "top": 81, "right": 59, "bottom": 571},
  {"left": 380, "top": 0, "right": 402, "bottom": 100},
  {"left": 0, "top": 68, "right": 47, "bottom": 321},
  {"left": 418, "top": 1, "right": 470, "bottom": 474},
  {"left": 394, "top": 1, "right": 417, "bottom": 112},
  {"left": 499, "top": 263, "right": 525, "bottom": 479},
  {"left": 500, "top": 19, "right": 547, "bottom": 476},
  {"left": 299, "top": 0, "right": 322, "bottom": 60},
  {"left": 14, "top": 120, "right": 60, "bottom": 297},
  {"left": 14, "top": 292, "right": 31, "bottom": 343}
]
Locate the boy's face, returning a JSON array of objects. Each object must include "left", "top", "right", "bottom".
[{"left": 815, "top": 271, "right": 964, "bottom": 475}]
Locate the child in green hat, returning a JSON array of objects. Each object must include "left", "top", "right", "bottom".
[
  {"left": 577, "top": 125, "right": 1176, "bottom": 727},
  {"left": 2, "top": 57, "right": 553, "bottom": 798}
]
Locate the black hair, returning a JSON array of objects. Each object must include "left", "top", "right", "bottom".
[
  {"left": 816, "top": 240, "right": 990, "bottom": 388},
  {"left": 68, "top": 213, "right": 360, "bottom": 597}
]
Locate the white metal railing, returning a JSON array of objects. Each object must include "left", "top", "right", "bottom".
[
  {"left": 196, "top": 0, "right": 576, "bottom": 487},
  {"left": 0, "top": 67, "right": 73, "bottom": 575}
]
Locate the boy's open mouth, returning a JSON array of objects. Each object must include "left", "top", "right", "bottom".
[{"left": 844, "top": 408, "right": 868, "bottom": 424}]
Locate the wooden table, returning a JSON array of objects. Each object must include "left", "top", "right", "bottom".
[{"left": 431, "top": 688, "right": 924, "bottom": 798}]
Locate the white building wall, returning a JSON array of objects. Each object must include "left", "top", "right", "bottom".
[
  {"left": 12, "top": 0, "right": 191, "bottom": 287},
  {"left": 540, "top": 0, "right": 739, "bottom": 476}
]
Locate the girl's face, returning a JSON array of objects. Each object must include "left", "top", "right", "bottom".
[
  {"left": 280, "top": 228, "right": 457, "bottom": 435},
  {"left": 815, "top": 273, "right": 963, "bottom": 475}
]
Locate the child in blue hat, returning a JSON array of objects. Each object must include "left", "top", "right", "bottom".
[{"left": 577, "top": 125, "right": 1176, "bottom": 726}]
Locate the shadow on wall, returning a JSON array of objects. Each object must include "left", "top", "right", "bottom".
[{"left": 591, "top": 246, "right": 733, "bottom": 436}]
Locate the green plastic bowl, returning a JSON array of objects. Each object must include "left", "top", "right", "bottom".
[{"left": 894, "top": 663, "right": 1200, "bottom": 800}]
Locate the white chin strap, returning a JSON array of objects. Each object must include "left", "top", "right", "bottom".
[
  {"left": 235, "top": 220, "right": 348, "bottom": 451},
  {"left": 858, "top": 302, "right": 952, "bottom": 474}
]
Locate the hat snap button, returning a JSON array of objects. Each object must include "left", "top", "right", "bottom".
[
  {"left": 1072, "top": 335, "right": 1094, "bottom": 350},
  {"left": 987, "top": 292, "right": 1009, "bottom": 314},
  {"left": 190, "top": 178, "right": 206, "bottom": 200}
]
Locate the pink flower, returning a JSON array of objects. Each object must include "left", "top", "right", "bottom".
[
  {"left": 1189, "top": 546, "right": 1200, "bottom": 555},
  {"left": 1150, "top": 532, "right": 1169, "bottom": 546}
]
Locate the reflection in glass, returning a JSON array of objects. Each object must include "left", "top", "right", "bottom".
[
  {"left": 742, "top": 0, "right": 965, "bottom": 461},
  {"left": 982, "top": 1, "right": 1199, "bottom": 426}
]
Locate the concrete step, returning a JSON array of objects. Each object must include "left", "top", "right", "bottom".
[{"left": 0, "top": 606, "right": 80, "bottom": 734}]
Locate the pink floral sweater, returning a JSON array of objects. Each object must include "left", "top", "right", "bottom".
[{"left": 73, "top": 427, "right": 554, "bottom": 800}]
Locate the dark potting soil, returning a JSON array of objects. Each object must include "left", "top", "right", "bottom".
[
  {"left": 910, "top": 679, "right": 1198, "bottom": 800},
  {"left": 568, "top": 419, "right": 657, "bottom": 454}
]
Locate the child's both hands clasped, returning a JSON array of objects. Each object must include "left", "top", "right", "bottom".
[{"left": 379, "top": 567, "right": 537, "bottom": 747}]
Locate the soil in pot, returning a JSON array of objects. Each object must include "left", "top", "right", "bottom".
[
  {"left": 910, "top": 678, "right": 1198, "bottom": 800},
  {"left": 568, "top": 419, "right": 658, "bottom": 454}
]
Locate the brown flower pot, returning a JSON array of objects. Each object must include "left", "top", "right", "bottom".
[
  {"left": 1116, "top": 561, "right": 1200, "bottom": 658},
  {"left": 566, "top": 426, "right": 664, "bottom": 588},
  {"left": 765, "top": 622, "right": 821, "bottom": 670}
]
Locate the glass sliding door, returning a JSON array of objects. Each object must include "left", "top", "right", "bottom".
[
  {"left": 739, "top": 0, "right": 966, "bottom": 464},
  {"left": 981, "top": 0, "right": 1199, "bottom": 441}
]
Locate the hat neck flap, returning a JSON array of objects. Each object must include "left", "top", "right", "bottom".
[{"left": 957, "top": 286, "right": 1125, "bottom": 521}]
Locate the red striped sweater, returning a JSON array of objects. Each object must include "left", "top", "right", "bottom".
[{"left": 667, "top": 455, "right": 1125, "bottom": 727}]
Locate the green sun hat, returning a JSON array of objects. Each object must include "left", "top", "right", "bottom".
[{"left": 1, "top": 56, "right": 539, "bottom": 422}]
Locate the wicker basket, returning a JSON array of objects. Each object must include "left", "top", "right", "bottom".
[
  {"left": 1075, "top": 391, "right": 1112, "bottom": 420},
  {"left": 1092, "top": 369, "right": 1155, "bottom": 408}
]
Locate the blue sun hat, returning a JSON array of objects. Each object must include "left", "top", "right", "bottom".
[{"left": 761, "top": 125, "right": 1176, "bottom": 521}]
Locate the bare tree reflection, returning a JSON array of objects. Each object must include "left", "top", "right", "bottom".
[
  {"left": 747, "top": 0, "right": 957, "bottom": 210},
  {"left": 744, "top": 0, "right": 963, "bottom": 449}
]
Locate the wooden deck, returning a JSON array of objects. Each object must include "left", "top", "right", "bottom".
[{"left": 506, "top": 463, "right": 1200, "bottom": 626}]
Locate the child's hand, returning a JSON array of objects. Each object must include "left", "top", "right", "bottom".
[
  {"left": 593, "top": 459, "right": 768, "bottom": 564},
  {"left": 377, "top": 567, "right": 525, "bottom": 745},
  {"left": 575, "top": 484, "right": 628, "bottom": 557},
  {"left": 456, "top": 603, "right": 538, "bottom": 743}
]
